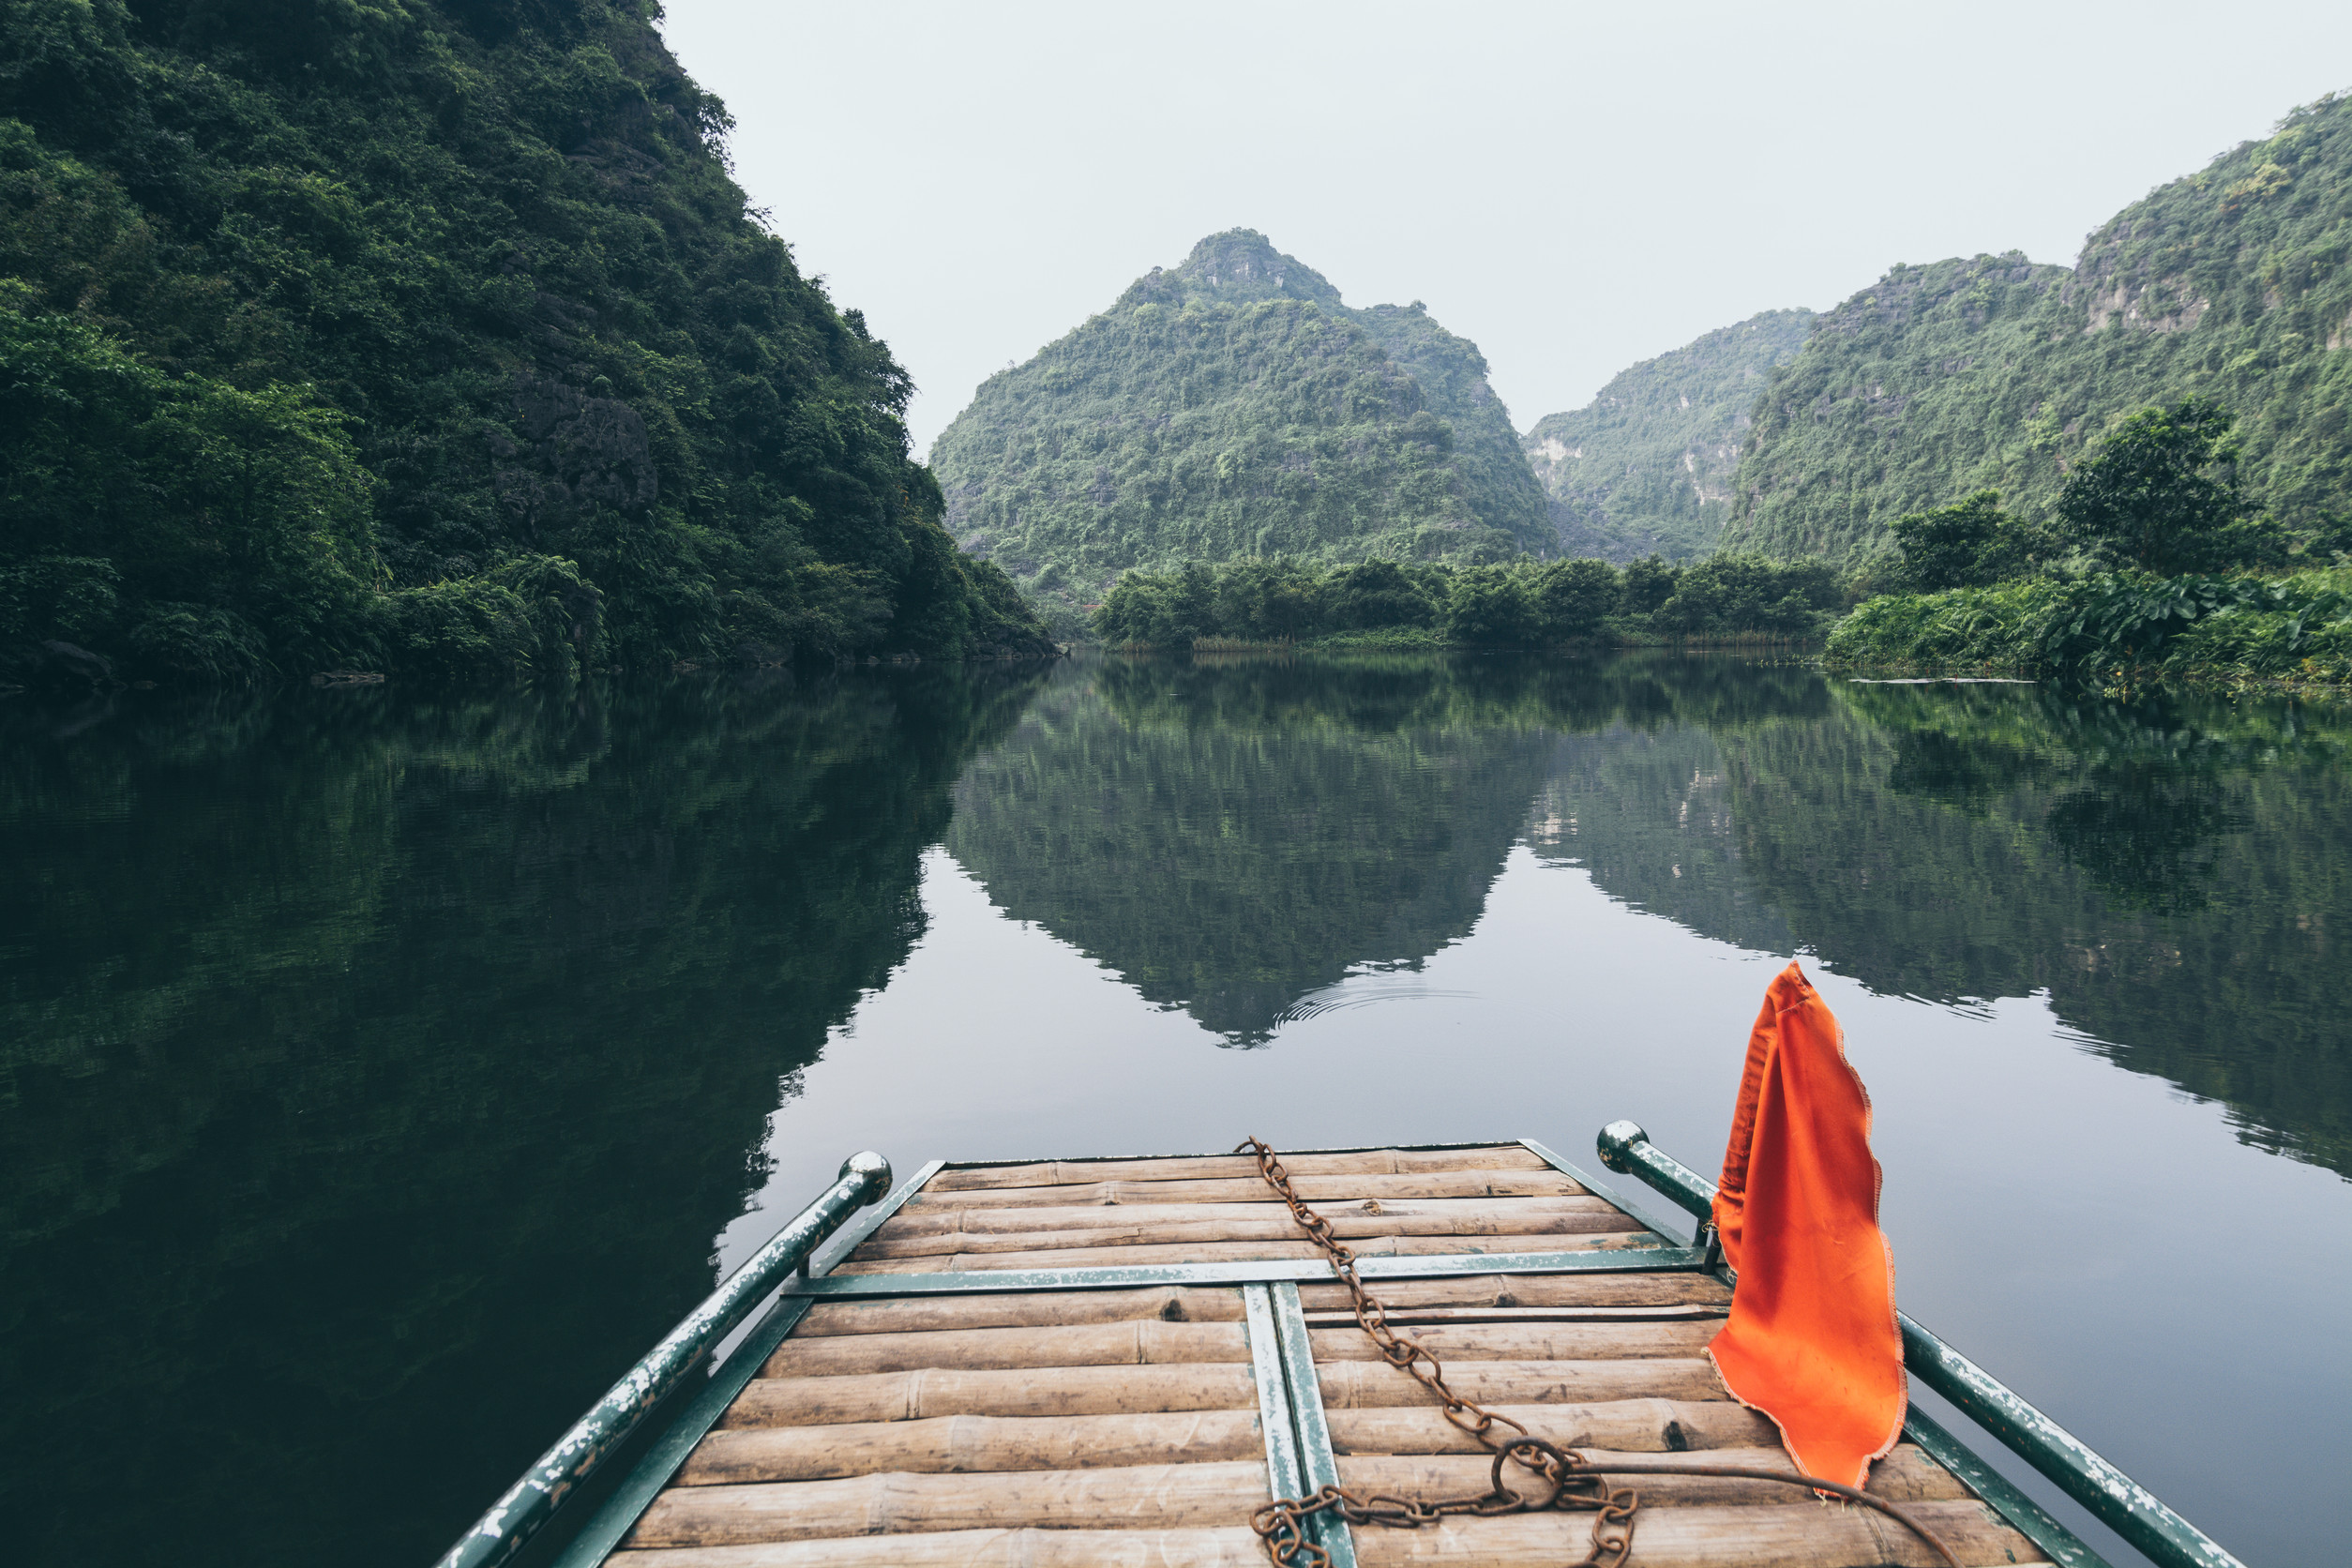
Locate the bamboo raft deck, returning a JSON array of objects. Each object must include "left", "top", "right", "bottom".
[{"left": 575, "top": 1143, "right": 2058, "bottom": 1568}]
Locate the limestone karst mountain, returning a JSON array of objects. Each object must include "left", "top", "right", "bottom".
[
  {"left": 929, "top": 231, "right": 1554, "bottom": 630},
  {"left": 1523, "top": 310, "right": 1814, "bottom": 563},
  {"left": 1726, "top": 93, "right": 2352, "bottom": 566}
]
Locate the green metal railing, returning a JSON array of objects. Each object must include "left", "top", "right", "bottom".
[
  {"left": 1593, "top": 1120, "right": 2247, "bottom": 1568},
  {"left": 430, "top": 1152, "right": 893, "bottom": 1568}
]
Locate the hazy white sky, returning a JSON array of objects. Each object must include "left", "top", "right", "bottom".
[{"left": 658, "top": 1, "right": 2352, "bottom": 456}]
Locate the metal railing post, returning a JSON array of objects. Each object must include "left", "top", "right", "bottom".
[
  {"left": 1592, "top": 1121, "right": 2244, "bottom": 1568},
  {"left": 432, "top": 1151, "right": 892, "bottom": 1568}
]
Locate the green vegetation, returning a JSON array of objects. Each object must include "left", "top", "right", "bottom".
[
  {"left": 929, "top": 230, "right": 1554, "bottom": 633},
  {"left": 1830, "top": 396, "right": 2352, "bottom": 683},
  {"left": 1089, "top": 553, "right": 1843, "bottom": 649},
  {"left": 0, "top": 0, "right": 1048, "bottom": 687},
  {"left": 1827, "top": 567, "right": 2352, "bottom": 684},
  {"left": 1882, "top": 490, "right": 2043, "bottom": 592},
  {"left": 1524, "top": 309, "right": 1813, "bottom": 562},
  {"left": 1726, "top": 92, "right": 2352, "bottom": 567}
]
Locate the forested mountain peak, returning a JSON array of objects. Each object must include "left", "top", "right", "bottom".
[
  {"left": 1121, "top": 228, "right": 1346, "bottom": 311},
  {"left": 1523, "top": 308, "right": 1814, "bottom": 562},
  {"left": 932, "top": 229, "right": 1552, "bottom": 632},
  {"left": 1725, "top": 92, "right": 2352, "bottom": 566}
]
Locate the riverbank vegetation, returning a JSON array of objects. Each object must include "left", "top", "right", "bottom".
[
  {"left": 1827, "top": 396, "right": 2351, "bottom": 684},
  {"left": 0, "top": 0, "right": 1048, "bottom": 694},
  {"left": 1090, "top": 552, "right": 1843, "bottom": 650}
]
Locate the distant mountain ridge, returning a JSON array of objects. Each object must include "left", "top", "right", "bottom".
[
  {"left": 930, "top": 231, "right": 1553, "bottom": 627},
  {"left": 1725, "top": 93, "right": 2352, "bottom": 565},
  {"left": 1522, "top": 309, "right": 1814, "bottom": 562}
]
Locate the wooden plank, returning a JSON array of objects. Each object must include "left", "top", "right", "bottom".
[
  {"left": 923, "top": 1147, "right": 1546, "bottom": 1190},
  {"left": 679, "top": 1410, "right": 1266, "bottom": 1484},
  {"left": 1296, "top": 1274, "right": 1729, "bottom": 1311},
  {"left": 1333, "top": 1446, "right": 1970, "bottom": 1506},
  {"left": 1323, "top": 1398, "right": 1774, "bottom": 1455},
  {"left": 624, "top": 1460, "right": 1272, "bottom": 1546},
  {"left": 870, "top": 1195, "right": 1624, "bottom": 1242},
  {"left": 719, "top": 1364, "right": 1258, "bottom": 1427},
  {"left": 1315, "top": 1357, "right": 1727, "bottom": 1408},
  {"left": 611, "top": 1528, "right": 1268, "bottom": 1566},
  {"left": 1307, "top": 1320, "right": 1721, "bottom": 1363},
  {"left": 759, "top": 1319, "right": 1247, "bottom": 1379},
  {"left": 1347, "top": 1499, "right": 2041, "bottom": 1566},
  {"left": 1302, "top": 1305, "right": 1725, "bottom": 1328},
  {"left": 793, "top": 1287, "right": 1246, "bottom": 1337},
  {"left": 900, "top": 1170, "right": 1588, "bottom": 1211},
  {"left": 833, "top": 1231, "right": 1661, "bottom": 1275},
  {"left": 856, "top": 1204, "right": 1638, "bottom": 1259}
]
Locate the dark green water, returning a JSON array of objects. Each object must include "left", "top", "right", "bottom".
[{"left": 2, "top": 654, "right": 2344, "bottom": 1567}]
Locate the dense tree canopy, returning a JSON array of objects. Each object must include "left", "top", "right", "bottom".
[
  {"left": 1726, "top": 92, "right": 2352, "bottom": 567},
  {"left": 0, "top": 0, "right": 1048, "bottom": 686},
  {"left": 931, "top": 230, "right": 1554, "bottom": 634}
]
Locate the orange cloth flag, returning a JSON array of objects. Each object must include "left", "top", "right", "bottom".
[{"left": 1707, "top": 960, "right": 1906, "bottom": 1488}]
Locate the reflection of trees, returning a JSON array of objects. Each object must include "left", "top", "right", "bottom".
[
  {"left": 2043, "top": 781, "right": 2246, "bottom": 915},
  {"left": 951, "top": 651, "right": 1833, "bottom": 1045},
  {"left": 0, "top": 664, "right": 1046, "bottom": 1568},
  {"left": 1714, "top": 681, "right": 2352, "bottom": 1175},
  {"left": 949, "top": 656, "right": 1556, "bottom": 1043}
]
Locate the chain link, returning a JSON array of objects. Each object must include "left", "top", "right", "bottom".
[
  {"left": 1236, "top": 1136, "right": 1962, "bottom": 1568},
  {"left": 1238, "top": 1137, "right": 1636, "bottom": 1568}
]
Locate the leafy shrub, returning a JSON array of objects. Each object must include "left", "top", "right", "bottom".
[
  {"left": 1826, "top": 567, "right": 2352, "bottom": 681},
  {"left": 1532, "top": 558, "right": 1620, "bottom": 640},
  {"left": 1887, "top": 490, "right": 2041, "bottom": 591},
  {"left": 1442, "top": 566, "right": 1543, "bottom": 646},
  {"left": 1653, "top": 555, "right": 1841, "bottom": 638}
]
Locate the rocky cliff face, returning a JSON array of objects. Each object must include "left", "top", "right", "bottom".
[
  {"left": 929, "top": 230, "right": 1553, "bottom": 627},
  {"left": 1725, "top": 93, "right": 2352, "bottom": 566},
  {"left": 1521, "top": 310, "right": 1813, "bottom": 562}
]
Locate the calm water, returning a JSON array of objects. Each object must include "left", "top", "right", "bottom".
[{"left": 3, "top": 653, "right": 2345, "bottom": 1567}]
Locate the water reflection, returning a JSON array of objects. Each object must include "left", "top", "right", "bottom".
[
  {"left": 2, "top": 651, "right": 2344, "bottom": 1568},
  {"left": 0, "top": 666, "right": 1047, "bottom": 1568},
  {"left": 945, "top": 655, "right": 2350, "bottom": 1176}
]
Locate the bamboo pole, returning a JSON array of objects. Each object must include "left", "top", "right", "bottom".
[
  {"left": 1333, "top": 1447, "right": 1969, "bottom": 1507},
  {"left": 720, "top": 1364, "right": 1258, "bottom": 1427},
  {"left": 857, "top": 1204, "right": 1636, "bottom": 1258},
  {"left": 794, "top": 1287, "right": 1244, "bottom": 1338},
  {"left": 760, "top": 1319, "right": 1247, "bottom": 1379},
  {"left": 1345, "top": 1500, "right": 2038, "bottom": 1566},
  {"left": 680, "top": 1410, "right": 1266, "bottom": 1484},
  {"left": 1295, "top": 1274, "right": 1729, "bottom": 1312},
  {"left": 875, "top": 1195, "right": 1621, "bottom": 1241},
  {"left": 833, "top": 1231, "right": 1658, "bottom": 1275},
  {"left": 625, "top": 1461, "right": 1272, "bottom": 1546},
  {"left": 901, "top": 1170, "right": 1586, "bottom": 1211},
  {"left": 1306, "top": 1320, "right": 1720, "bottom": 1363},
  {"left": 1323, "top": 1398, "right": 1773, "bottom": 1455},
  {"left": 925, "top": 1147, "right": 1547, "bottom": 1190},
  {"left": 1314, "top": 1357, "right": 1726, "bottom": 1408},
  {"left": 610, "top": 1527, "right": 1267, "bottom": 1566}
]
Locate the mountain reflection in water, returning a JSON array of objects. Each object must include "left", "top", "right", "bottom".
[{"left": 0, "top": 651, "right": 2344, "bottom": 1568}]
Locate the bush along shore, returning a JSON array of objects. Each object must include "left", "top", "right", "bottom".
[
  {"left": 1090, "top": 553, "right": 1845, "bottom": 651},
  {"left": 1823, "top": 398, "right": 2351, "bottom": 688}
]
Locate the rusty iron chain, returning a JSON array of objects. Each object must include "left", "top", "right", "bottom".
[{"left": 1235, "top": 1136, "right": 1962, "bottom": 1568}]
